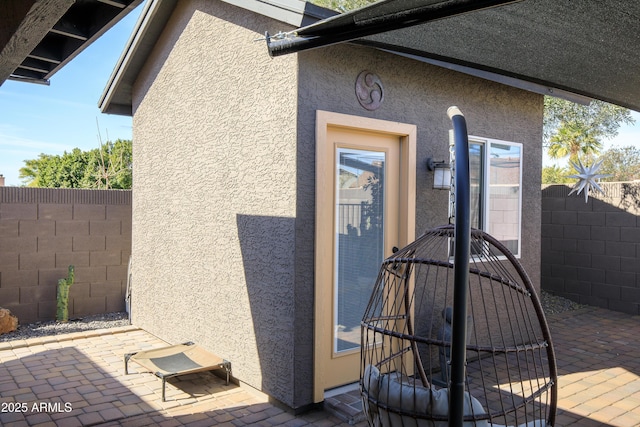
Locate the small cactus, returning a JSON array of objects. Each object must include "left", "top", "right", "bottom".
[{"left": 56, "top": 265, "right": 75, "bottom": 322}]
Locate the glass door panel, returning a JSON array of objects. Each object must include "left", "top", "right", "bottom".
[{"left": 335, "top": 148, "right": 386, "bottom": 353}]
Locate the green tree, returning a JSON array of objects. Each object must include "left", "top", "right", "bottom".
[
  {"left": 20, "top": 149, "right": 91, "bottom": 188},
  {"left": 541, "top": 165, "right": 574, "bottom": 184},
  {"left": 19, "top": 139, "right": 132, "bottom": 189},
  {"left": 547, "top": 122, "right": 602, "bottom": 164},
  {"left": 598, "top": 146, "right": 640, "bottom": 182},
  {"left": 88, "top": 138, "right": 133, "bottom": 189},
  {"left": 544, "top": 97, "right": 634, "bottom": 164},
  {"left": 20, "top": 154, "right": 54, "bottom": 188}
]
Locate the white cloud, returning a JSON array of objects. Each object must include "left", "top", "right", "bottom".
[
  {"left": 0, "top": 125, "right": 69, "bottom": 153},
  {"left": 0, "top": 88, "right": 93, "bottom": 110},
  {"left": 0, "top": 125, "right": 73, "bottom": 186}
]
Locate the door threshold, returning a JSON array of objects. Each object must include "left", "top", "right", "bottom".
[
  {"left": 324, "top": 382, "right": 359, "bottom": 398},
  {"left": 324, "top": 382, "right": 366, "bottom": 424}
]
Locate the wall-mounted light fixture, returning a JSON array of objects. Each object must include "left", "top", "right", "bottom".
[{"left": 426, "top": 158, "right": 451, "bottom": 190}]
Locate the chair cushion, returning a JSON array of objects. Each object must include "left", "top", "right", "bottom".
[
  {"left": 363, "top": 364, "right": 488, "bottom": 427},
  {"left": 362, "top": 365, "right": 547, "bottom": 427}
]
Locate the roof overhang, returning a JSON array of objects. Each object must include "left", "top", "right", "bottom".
[
  {"left": 99, "top": 0, "right": 335, "bottom": 115},
  {"left": 266, "top": 0, "right": 640, "bottom": 112},
  {"left": 0, "top": 0, "right": 143, "bottom": 86}
]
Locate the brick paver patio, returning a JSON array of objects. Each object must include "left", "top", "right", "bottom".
[{"left": 0, "top": 306, "right": 638, "bottom": 426}]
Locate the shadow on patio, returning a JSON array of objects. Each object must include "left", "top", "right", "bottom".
[
  {"left": 0, "top": 327, "right": 353, "bottom": 426},
  {"left": 0, "top": 306, "right": 638, "bottom": 426}
]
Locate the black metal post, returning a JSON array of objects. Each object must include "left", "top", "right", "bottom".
[{"left": 447, "top": 106, "right": 471, "bottom": 427}]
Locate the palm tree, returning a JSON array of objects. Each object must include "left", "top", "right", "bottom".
[
  {"left": 544, "top": 97, "right": 634, "bottom": 166},
  {"left": 547, "top": 121, "right": 602, "bottom": 164}
]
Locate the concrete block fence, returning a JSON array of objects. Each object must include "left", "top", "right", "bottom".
[
  {"left": 0, "top": 187, "right": 131, "bottom": 323},
  {"left": 2, "top": 182, "right": 637, "bottom": 322},
  {"left": 542, "top": 183, "right": 640, "bottom": 315}
]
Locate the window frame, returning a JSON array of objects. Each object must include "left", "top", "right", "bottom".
[{"left": 454, "top": 135, "right": 523, "bottom": 259}]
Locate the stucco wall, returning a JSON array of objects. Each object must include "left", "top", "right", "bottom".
[
  {"left": 130, "top": 0, "right": 301, "bottom": 408},
  {"left": 542, "top": 183, "right": 640, "bottom": 315},
  {"left": 0, "top": 188, "right": 131, "bottom": 323},
  {"left": 294, "top": 46, "right": 542, "bottom": 406},
  {"left": 129, "top": 0, "right": 543, "bottom": 411},
  {"left": 297, "top": 44, "right": 543, "bottom": 292}
]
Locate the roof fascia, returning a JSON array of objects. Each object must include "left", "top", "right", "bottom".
[
  {"left": 99, "top": 0, "right": 335, "bottom": 116},
  {"left": 222, "top": 0, "right": 335, "bottom": 27},
  {"left": 99, "top": 0, "right": 178, "bottom": 115}
]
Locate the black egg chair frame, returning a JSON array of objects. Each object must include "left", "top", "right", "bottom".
[{"left": 360, "top": 108, "right": 557, "bottom": 427}]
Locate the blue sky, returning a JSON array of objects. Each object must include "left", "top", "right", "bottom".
[
  {"left": 0, "top": 3, "right": 639, "bottom": 186},
  {"left": 0, "top": 6, "right": 143, "bottom": 187},
  {"left": 603, "top": 111, "right": 640, "bottom": 148}
]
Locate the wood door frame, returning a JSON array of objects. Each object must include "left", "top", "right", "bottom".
[{"left": 314, "top": 110, "right": 416, "bottom": 402}]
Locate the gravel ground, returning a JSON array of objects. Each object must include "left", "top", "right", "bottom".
[
  {"left": 539, "top": 289, "right": 586, "bottom": 315},
  {"left": 0, "top": 290, "right": 584, "bottom": 343},
  {"left": 0, "top": 312, "right": 130, "bottom": 343}
]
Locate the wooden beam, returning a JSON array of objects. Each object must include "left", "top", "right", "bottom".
[
  {"left": 0, "top": 0, "right": 74, "bottom": 84},
  {"left": 0, "top": 1, "right": 36, "bottom": 50}
]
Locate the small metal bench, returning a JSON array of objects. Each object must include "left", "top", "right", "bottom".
[{"left": 124, "top": 342, "right": 231, "bottom": 401}]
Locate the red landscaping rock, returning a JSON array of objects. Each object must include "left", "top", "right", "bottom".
[{"left": 0, "top": 307, "right": 18, "bottom": 335}]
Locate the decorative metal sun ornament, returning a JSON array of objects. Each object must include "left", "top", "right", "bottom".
[
  {"left": 567, "top": 158, "right": 612, "bottom": 202},
  {"left": 355, "top": 71, "right": 383, "bottom": 111}
]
